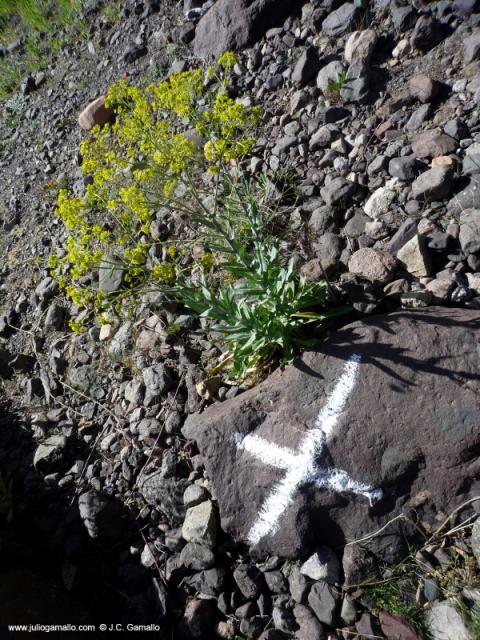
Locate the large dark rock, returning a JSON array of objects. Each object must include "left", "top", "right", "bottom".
[
  {"left": 322, "top": 3, "right": 360, "bottom": 37},
  {"left": 193, "top": 0, "right": 297, "bottom": 59},
  {"left": 410, "top": 15, "right": 449, "bottom": 51},
  {"left": 183, "top": 308, "right": 480, "bottom": 559}
]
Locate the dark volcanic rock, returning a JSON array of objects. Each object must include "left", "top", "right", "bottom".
[
  {"left": 183, "top": 308, "right": 480, "bottom": 558},
  {"left": 410, "top": 15, "right": 449, "bottom": 51},
  {"left": 193, "top": 0, "right": 297, "bottom": 59},
  {"left": 322, "top": 3, "right": 360, "bottom": 37},
  {"left": 140, "top": 472, "right": 189, "bottom": 526},
  {"left": 292, "top": 46, "right": 321, "bottom": 86}
]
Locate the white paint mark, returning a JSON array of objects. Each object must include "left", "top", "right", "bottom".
[{"left": 234, "top": 354, "right": 383, "bottom": 545}]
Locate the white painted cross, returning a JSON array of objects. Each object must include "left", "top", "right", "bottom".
[{"left": 234, "top": 354, "right": 383, "bottom": 545}]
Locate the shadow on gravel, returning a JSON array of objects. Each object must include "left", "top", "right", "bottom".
[{"left": 0, "top": 401, "right": 169, "bottom": 639}]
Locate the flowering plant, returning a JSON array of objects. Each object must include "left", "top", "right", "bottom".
[{"left": 49, "top": 53, "right": 260, "bottom": 326}]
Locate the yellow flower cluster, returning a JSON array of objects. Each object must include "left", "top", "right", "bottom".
[
  {"left": 217, "top": 51, "right": 239, "bottom": 71},
  {"left": 151, "top": 263, "right": 176, "bottom": 283},
  {"left": 149, "top": 69, "right": 204, "bottom": 118},
  {"left": 49, "top": 53, "right": 260, "bottom": 320}
]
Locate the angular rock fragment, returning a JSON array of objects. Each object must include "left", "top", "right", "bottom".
[
  {"left": 78, "top": 96, "right": 113, "bottom": 131},
  {"left": 459, "top": 208, "right": 480, "bottom": 254},
  {"left": 410, "top": 166, "right": 453, "bottom": 201},
  {"left": 344, "top": 29, "right": 377, "bottom": 64},
  {"left": 322, "top": 3, "right": 360, "bottom": 37},
  {"left": 408, "top": 74, "right": 440, "bottom": 103},
  {"left": 348, "top": 248, "right": 397, "bottom": 284},
  {"left": 412, "top": 129, "right": 456, "bottom": 158}
]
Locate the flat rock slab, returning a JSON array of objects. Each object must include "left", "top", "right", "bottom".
[{"left": 183, "top": 308, "right": 480, "bottom": 558}]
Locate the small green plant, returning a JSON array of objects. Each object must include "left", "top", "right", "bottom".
[
  {"left": 0, "top": 0, "right": 89, "bottom": 102},
  {"left": 177, "top": 178, "right": 346, "bottom": 378},
  {"left": 326, "top": 70, "right": 347, "bottom": 103},
  {"left": 101, "top": 0, "right": 121, "bottom": 24},
  {"left": 467, "top": 604, "right": 480, "bottom": 639},
  {"left": 2, "top": 92, "right": 25, "bottom": 129},
  {"left": 0, "top": 60, "right": 22, "bottom": 102},
  {"left": 364, "top": 556, "right": 430, "bottom": 637},
  {"left": 49, "top": 52, "right": 344, "bottom": 379}
]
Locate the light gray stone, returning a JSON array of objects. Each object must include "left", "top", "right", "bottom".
[
  {"left": 471, "top": 517, "right": 480, "bottom": 567},
  {"left": 142, "top": 363, "right": 173, "bottom": 406},
  {"left": 98, "top": 258, "right": 124, "bottom": 293},
  {"left": 464, "top": 29, "right": 480, "bottom": 63},
  {"left": 322, "top": 3, "right": 360, "bottom": 37},
  {"left": 108, "top": 321, "right": 132, "bottom": 360},
  {"left": 316, "top": 60, "right": 345, "bottom": 93},
  {"left": 406, "top": 104, "right": 431, "bottom": 132},
  {"left": 410, "top": 166, "right": 453, "bottom": 201},
  {"left": 459, "top": 209, "right": 480, "bottom": 254},
  {"left": 397, "top": 235, "right": 430, "bottom": 278},
  {"left": 33, "top": 435, "right": 67, "bottom": 473},
  {"left": 300, "top": 546, "right": 340, "bottom": 583},
  {"left": 448, "top": 180, "right": 480, "bottom": 215},
  {"left": 363, "top": 187, "right": 396, "bottom": 219},
  {"left": 320, "top": 177, "right": 358, "bottom": 207},
  {"left": 308, "top": 581, "right": 339, "bottom": 627},
  {"left": 427, "top": 602, "right": 472, "bottom": 640},
  {"left": 182, "top": 500, "right": 218, "bottom": 547},
  {"left": 344, "top": 29, "right": 377, "bottom": 63},
  {"left": 467, "top": 273, "right": 480, "bottom": 294}
]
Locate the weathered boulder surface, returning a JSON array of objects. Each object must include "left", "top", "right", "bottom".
[
  {"left": 193, "top": 0, "right": 297, "bottom": 59},
  {"left": 183, "top": 308, "right": 480, "bottom": 559}
]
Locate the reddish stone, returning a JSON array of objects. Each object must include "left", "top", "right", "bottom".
[{"left": 379, "top": 611, "right": 424, "bottom": 640}]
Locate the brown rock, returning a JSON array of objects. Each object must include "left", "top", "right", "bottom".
[
  {"left": 426, "top": 278, "right": 455, "bottom": 303},
  {"left": 411, "top": 129, "right": 457, "bottom": 158},
  {"left": 397, "top": 235, "right": 431, "bottom": 278},
  {"left": 383, "top": 278, "right": 409, "bottom": 299},
  {"left": 193, "top": 0, "right": 296, "bottom": 59},
  {"left": 348, "top": 248, "right": 398, "bottom": 284},
  {"left": 408, "top": 74, "right": 440, "bottom": 103},
  {"left": 379, "top": 612, "right": 423, "bottom": 640},
  {"left": 78, "top": 96, "right": 113, "bottom": 131},
  {"left": 410, "top": 166, "right": 453, "bottom": 201},
  {"left": 301, "top": 259, "right": 326, "bottom": 283},
  {"left": 374, "top": 119, "right": 394, "bottom": 138}
]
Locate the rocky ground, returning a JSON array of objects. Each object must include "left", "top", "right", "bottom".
[{"left": 0, "top": 0, "right": 480, "bottom": 638}]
